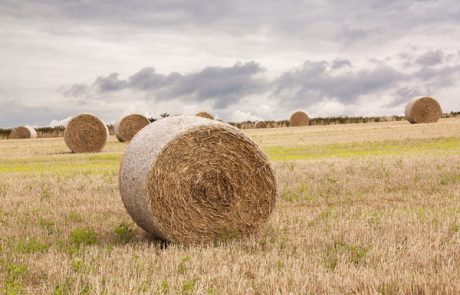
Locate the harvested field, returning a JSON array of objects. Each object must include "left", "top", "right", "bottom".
[{"left": 0, "top": 118, "right": 460, "bottom": 294}]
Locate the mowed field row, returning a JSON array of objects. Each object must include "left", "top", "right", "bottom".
[{"left": 1, "top": 118, "right": 460, "bottom": 294}]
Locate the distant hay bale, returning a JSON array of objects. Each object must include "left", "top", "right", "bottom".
[
  {"left": 119, "top": 115, "right": 277, "bottom": 244},
  {"left": 114, "top": 113, "right": 150, "bottom": 142},
  {"left": 290, "top": 111, "right": 310, "bottom": 127},
  {"left": 196, "top": 112, "right": 214, "bottom": 120},
  {"left": 64, "top": 113, "right": 108, "bottom": 153},
  {"left": 405, "top": 97, "right": 442, "bottom": 124},
  {"left": 9, "top": 126, "right": 37, "bottom": 139},
  {"left": 255, "top": 121, "right": 267, "bottom": 129}
]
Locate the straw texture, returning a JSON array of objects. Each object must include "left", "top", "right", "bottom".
[
  {"left": 9, "top": 126, "right": 37, "bottom": 139},
  {"left": 290, "top": 111, "right": 310, "bottom": 127},
  {"left": 405, "top": 97, "right": 442, "bottom": 124},
  {"left": 196, "top": 112, "right": 214, "bottom": 120},
  {"left": 64, "top": 113, "right": 108, "bottom": 153},
  {"left": 114, "top": 114, "right": 150, "bottom": 142},
  {"left": 119, "top": 115, "right": 277, "bottom": 244}
]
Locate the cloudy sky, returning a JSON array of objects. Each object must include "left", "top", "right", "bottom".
[{"left": 1, "top": 0, "right": 459, "bottom": 127}]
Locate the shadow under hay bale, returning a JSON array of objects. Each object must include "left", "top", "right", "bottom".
[
  {"left": 290, "top": 111, "right": 310, "bottom": 127},
  {"left": 195, "top": 112, "right": 214, "bottom": 120},
  {"left": 64, "top": 113, "right": 108, "bottom": 153},
  {"left": 9, "top": 126, "right": 37, "bottom": 139},
  {"left": 405, "top": 97, "right": 442, "bottom": 124},
  {"left": 114, "top": 113, "right": 150, "bottom": 142},
  {"left": 119, "top": 115, "right": 277, "bottom": 245}
]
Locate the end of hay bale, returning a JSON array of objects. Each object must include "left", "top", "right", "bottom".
[
  {"left": 9, "top": 126, "right": 37, "bottom": 139},
  {"left": 405, "top": 97, "right": 442, "bottom": 124},
  {"left": 290, "top": 111, "right": 310, "bottom": 127},
  {"left": 255, "top": 121, "right": 268, "bottom": 129},
  {"left": 195, "top": 112, "right": 214, "bottom": 120},
  {"left": 114, "top": 113, "right": 150, "bottom": 142},
  {"left": 119, "top": 115, "right": 277, "bottom": 244},
  {"left": 64, "top": 113, "right": 108, "bottom": 153}
]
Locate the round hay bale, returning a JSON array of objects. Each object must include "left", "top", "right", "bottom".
[
  {"left": 114, "top": 113, "right": 150, "bottom": 142},
  {"left": 196, "top": 112, "right": 214, "bottom": 120},
  {"left": 64, "top": 113, "right": 108, "bottom": 153},
  {"left": 405, "top": 96, "right": 442, "bottom": 124},
  {"left": 290, "top": 111, "right": 310, "bottom": 127},
  {"left": 9, "top": 126, "right": 37, "bottom": 139},
  {"left": 255, "top": 121, "right": 268, "bottom": 129},
  {"left": 119, "top": 115, "right": 277, "bottom": 244}
]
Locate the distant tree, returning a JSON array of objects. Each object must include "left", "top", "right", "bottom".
[{"left": 160, "top": 113, "right": 170, "bottom": 118}]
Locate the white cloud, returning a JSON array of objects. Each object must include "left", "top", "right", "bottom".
[
  {"left": 49, "top": 117, "right": 71, "bottom": 127},
  {"left": 229, "top": 110, "right": 263, "bottom": 122}
]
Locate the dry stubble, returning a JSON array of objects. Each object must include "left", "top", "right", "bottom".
[{"left": 0, "top": 118, "right": 459, "bottom": 294}]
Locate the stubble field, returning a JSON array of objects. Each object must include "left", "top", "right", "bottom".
[{"left": 1, "top": 118, "right": 460, "bottom": 294}]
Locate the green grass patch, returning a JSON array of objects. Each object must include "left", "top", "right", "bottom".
[
  {"left": 71, "top": 258, "right": 86, "bottom": 273},
  {"left": 16, "top": 239, "right": 50, "bottom": 254},
  {"left": 69, "top": 228, "right": 98, "bottom": 247},
  {"left": 0, "top": 153, "right": 121, "bottom": 175},
  {"left": 178, "top": 255, "right": 191, "bottom": 275},
  {"left": 182, "top": 278, "right": 198, "bottom": 294},
  {"left": 265, "top": 137, "right": 460, "bottom": 161},
  {"left": 2, "top": 262, "right": 28, "bottom": 294},
  {"left": 114, "top": 222, "right": 134, "bottom": 244},
  {"left": 1, "top": 137, "right": 458, "bottom": 174},
  {"left": 324, "top": 241, "right": 369, "bottom": 271}
]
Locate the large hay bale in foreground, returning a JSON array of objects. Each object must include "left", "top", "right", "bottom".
[
  {"left": 196, "top": 112, "right": 214, "bottom": 120},
  {"left": 290, "top": 111, "right": 310, "bottom": 127},
  {"left": 255, "top": 121, "right": 268, "bottom": 129},
  {"left": 119, "top": 115, "right": 277, "bottom": 244},
  {"left": 405, "top": 97, "right": 442, "bottom": 124},
  {"left": 64, "top": 113, "right": 108, "bottom": 153},
  {"left": 9, "top": 126, "right": 37, "bottom": 139},
  {"left": 114, "top": 113, "right": 150, "bottom": 142}
]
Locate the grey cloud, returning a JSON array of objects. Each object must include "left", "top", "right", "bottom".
[
  {"left": 64, "top": 51, "right": 460, "bottom": 113},
  {"left": 73, "top": 68, "right": 182, "bottom": 95},
  {"left": 0, "top": 99, "right": 79, "bottom": 127},
  {"left": 274, "top": 60, "right": 404, "bottom": 106},
  {"left": 94, "top": 73, "right": 128, "bottom": 92},
  {"left": 3, "top": 0, "right": 460, "bottom": 45},
  {"left": 416, "top": 50, "right": 445, "bottom": 66},
  {"left": 128, "top": 67, "right": 181, "bottom": 91},
  {"left": 158, "top": 62, "right": 267, "bottom": 108},
  {"left": 414, "top": 63, "right": 460, "bottom": 90},
  {"left": 274, "top": 51, "right": 460, "bottom": 108},
  {"left": 7, "top": 51, "right": 460, "bottom": 128},
  {"left": 331, "top": 59, "right": 352, "bottom": 70},
  {"left": 337, "top": 27, "right": 381, "bottom": 46},
  {"left": 386, "top": 87, "right": 423, "bottom": 108},
  {"left": 399, "top": 49, "right": 460, "bottom": 68},
  {"left": 65, "top": 61, "right": 268, "bottom": 109},
  {"left": 63, "top": 84, "right": 89, "bottom": 97}
]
